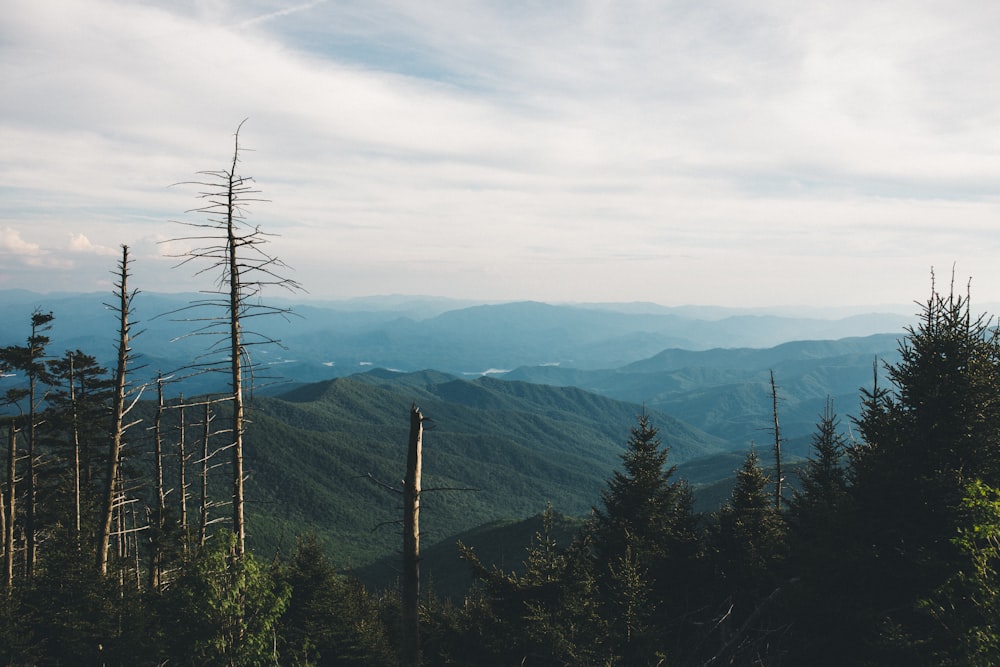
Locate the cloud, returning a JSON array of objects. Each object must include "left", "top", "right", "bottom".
[
  {"left": 0, "top": 227, "right": 41, "bottom": 256},
  {"left": 68, "top": 233, "right": 117, "bottom": 256},
  {"left": 1, "top": 0, "right": 1000, "bottom": 306}
]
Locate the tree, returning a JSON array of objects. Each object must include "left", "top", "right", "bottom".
[
  {"left": 704, "top": 448, "right": 788, "bottom": 665},
  {"left": 848, "top": 278, "right": 1000, "bottom": 660},
  {"left": 782, "top": 400, "right": 858, "bottom": 666},
  {"left": 162, "top": 530, "right": 290, "bottom": 666},
  {"left": 46, "top": 350, "right": 112, "bottom": 544},
  {"left": 460, "top": 508, "right": 607, "bottom": 666},
  {"left": 168, "top": 120, "right": 302, "bottom": 556},
  {"left": 589, "top": 410, "right": 699, "bottom": 663},
  {"left": 97, "top": 245, "right": 143, "bottom": 576},
  {"left": 591, "top": 410, "right": 694, "bottom": 569},
  {"left": 788, "top": 398, "right": 848, "bottom": 535},
  {"left": 279, "top": 534, "right": 393, "bottom": 666},
  {"left": 0, "top": 308, "right": 55, "bottom": 577}
]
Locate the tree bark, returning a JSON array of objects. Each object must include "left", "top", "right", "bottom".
[
  {"left": 770, "top": 369, "right": 783, "bottom": 512},
  {"left": 4, "top": 423, "right": 15, "bottom": 589},
  {"left": 401, "top": 405, "right": 424, "bottom": 667}
]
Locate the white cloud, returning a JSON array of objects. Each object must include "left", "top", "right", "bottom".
[
  {"left": 1, "top": 0, "right": 999, "bottom": 306},
  {"left": 68, "top": 233, "right": 117, "bottom": 256},
  {"left": 0, "top": 227, "right": 41, "bottom": 255}
]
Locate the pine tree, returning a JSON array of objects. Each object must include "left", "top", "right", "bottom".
[
  {"left": 848, "top": 280, "right": 1000, "bottom": 661},
  {"left": 703, "top": 448, "right": 788, "bottom": 665},
  {"left": 590, "top": 410, "right": 699, "bottom": 663},
  {"left": 591, "top": 410, "right": 693, "bottom": 569}
]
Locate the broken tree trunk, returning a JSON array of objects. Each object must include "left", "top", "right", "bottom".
[{"left": 401, "top": 404, "right": 423, "bottom": 667}]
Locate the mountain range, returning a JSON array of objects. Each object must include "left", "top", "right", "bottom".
[{"left": 0, "top": 289, "right": 917, "bottom": 585}]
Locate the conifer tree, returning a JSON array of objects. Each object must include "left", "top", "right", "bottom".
[
  {"left": 591, "top": 410, "right": 693, "bottom": 568},
  {"left": 0, "top": 309, "right": 55, "bottom": 577},
  {"left": 590, "top": 410, "right": 698, "bottom": 663},
  {"left": 848, "top": 278, "right": 1000, "bottom": 661}
]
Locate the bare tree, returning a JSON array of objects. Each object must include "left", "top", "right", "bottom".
[
  {"left": 3, "top": 423, "right": 16, "bottom": 588},
  {"left": 770, "top": 369, "right": 784, "bottom": 512},
  {"left": 402, "top": 405, "right": 424, "bottom": 667},
  {"left": 166, "top": 120, "right": 302, "bottom": 556},
  {"left": 367, "top": 406, "right": 474, "bottom": 667},
  {"left": 97, "top": 245, "right": 144, "bottom": 576}
]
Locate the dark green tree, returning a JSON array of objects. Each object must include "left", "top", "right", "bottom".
[
  {"left": 589, "top": 410, "right": 699, "bottom": 663},
  {"left": 848, "top": 280, "right": 1000, "bottom": 662},
  {"left": 788, "top": 398, "right": 848, "bottom": 536},
  {"left": 782, "top": 401, "right": 860, "bottom": 666},
  {"left": 279, "top": 533, "right": 392, "bottom": 666},
  {"left": 704, "top": 448, "right": 788, "bottom": 665},
  {"left": 459, "top": 507, "right": 607, "bottom": 666}
]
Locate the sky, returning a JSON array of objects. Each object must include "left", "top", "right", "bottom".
[{"left": 2, "top": 0, "right": 999, "bottom": 310}]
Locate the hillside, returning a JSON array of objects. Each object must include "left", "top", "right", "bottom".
[
  {"left": 502, "top": 334, "right": 902, "bottom": 457},
  {"left": 242, "top": 370, "right": 727, "bottom": 570}
]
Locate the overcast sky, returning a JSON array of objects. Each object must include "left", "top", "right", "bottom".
[{"left": 2, "top": 0, "right": 999, "bottom": 309}]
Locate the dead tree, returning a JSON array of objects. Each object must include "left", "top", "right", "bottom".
[
  {"left": 367, "top": 406, "right": 475, "bottom": 667},
  {"left": 177, "top": 394, "right": 189, "bottom": 554},
  {"left": 4, "top": 423, "right": 16, "bottom": 589},
  {"left": 770, "top": 369, "right": 783, "bottom": 512},
  {"left": 148, "top": 374, "right": 169, "bottom": 591},
  {"left": 165, "top": 120, "right": 302, "bottom": 556},
  {"left": 97, "top": 246, "right": 144, "bottom": 576},
  {"left": 401, "top": 405, "right": 424, "bottom": 667}
]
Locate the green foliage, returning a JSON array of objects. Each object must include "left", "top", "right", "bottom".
[
  {"left": 458, "top": 507, "right": 609, "bottom": 666},
  {"left": 161, "top": 531, "right": 290, "bottom": 667},
  {"left": 922, "top": 480, "right": 1000, "bottom": 665},
  {"left": 713, "top": 449, "right": 786, "bottom": 595},
  {"left": 278, "top": 533, "right": 393, "bottom": 666}
]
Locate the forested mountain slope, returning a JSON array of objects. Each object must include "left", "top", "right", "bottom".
[
  {"left": 243, "top": 370, "right": 726, "bottom": 567},
  {"left": 503, "top": 333, "right": 903, "bottom": 456}
]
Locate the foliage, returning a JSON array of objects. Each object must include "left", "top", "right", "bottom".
[{"left": 161, "top": 530, "right": 290, "bottom": 666}]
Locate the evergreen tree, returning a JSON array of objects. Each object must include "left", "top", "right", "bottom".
[
  {"left": 279, "top": 533, "right": 392, "bottom": 666},
  {"left": 848, "top": 281, "right": 1000, "bottom": 661},
  {"left": 788, "top": 399, "right": 848, "bottom": 537},
  {"left": 703, "top": 448, "right": 788, "bottom": 665},
  {"left": 459, "top": 507, "right": 607, "bottom": 666},
  {"left": 590, "top": 410, "right": 699, "bottom": 663},
  {"left": 783, "top": 402, "right": 860, "bottom": 666}
]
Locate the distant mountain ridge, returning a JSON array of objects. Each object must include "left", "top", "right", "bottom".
[{"left": 0, "top": 290, "right": 913, "bottom": 392}]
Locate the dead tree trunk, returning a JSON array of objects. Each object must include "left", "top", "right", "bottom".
[
  {"left": 401, "top": 404, "right": 424, "bottom": 667},
  {"left": 200, "top": 400, "right": 211, "bottom": 548},
  {"left": 98, "top": 245, "right": 138, "bottom": 576},
  {"left": 4, "top": 423, "right": 15, "bottom": 589},
  {"left": 177, "top": 394, "right": 188, "bottom": 555},
  {"left": 149, "top": 375, "right": 167, "bottom": 591},
  {"left": 770, "top": 369, "right": 783, "bottom": 512}
]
